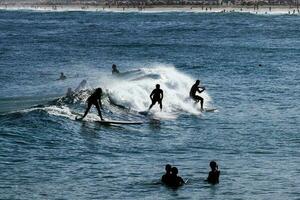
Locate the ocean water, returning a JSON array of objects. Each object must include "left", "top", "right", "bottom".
[{"left": 0, "top": 10, "right": 300, "bottom": 199}]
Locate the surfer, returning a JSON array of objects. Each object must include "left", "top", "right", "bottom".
[
  {"left": 77, "top": 88, "right": 103, "bottom": 121},
  {"left": 149, "top": 84, "right": 163, "bottom": 111},
  {"left": 58, "top": 72, "right": 66, "bottom": 80},
  {"left": 190, "top": 80, "right": 205, "bottom": 111},
  {"left": 161, "top": 164, "right": 172, "bottom": 184},
  {"left": 206, "top": 161, "right": 220, "bottom": 184},
  {"left": 112, "top": 64, "right": 120, "bottom": 75}
]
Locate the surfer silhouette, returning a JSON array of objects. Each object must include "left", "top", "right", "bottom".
[
  {"left": 168, "top": 167, "right": 185, "bottom": 187},
  {"left": 190, "top": 80, "right": 205, "bottom": 111},
  {"left": 206, "top": 161, "right": 220, "bottom": 184},
  {"left": 112, "top": 64, "right": 120, "bottom": 75},
  {"left": 149, "top": 84, "right": 163, "bottom": 111},
  {"left": 161, "top": 164, "right": 172, "bottom": 184},
  {"left": 58, "top": 72, "right": 66, "bottom": 80},
  {"left": 77, "top": 88, "right": 103, "bottom": 121}
]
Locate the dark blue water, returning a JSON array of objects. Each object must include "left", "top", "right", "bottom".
[{"left": 0, "top": 10, "right": 300, "bottom": 199}]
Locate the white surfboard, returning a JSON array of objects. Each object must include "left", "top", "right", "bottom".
[
  {"left": 96, "top": 120, "right": 143, "bottom": 125},
  {"left": 138, "top": 111, "right": 149, "bottom": 116}
]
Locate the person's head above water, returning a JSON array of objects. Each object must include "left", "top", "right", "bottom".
[
  {"left": 112, "top": 64, "right": 117, "bottom": 70},
  {"left": 171, "top": 167, "right": 178, "bottom": 176},
  {"left": 165, "top": 164, "right": 172, "bottom": 173},
  {"left": 210, "top": 161, "right": 218, "bottom": 170},
  {"left": 95, "top": 88, "right": 102, "bottom": 94},
  {"left": 156, "top": 84, "right": 160, "bottom": 89},
  {"left": 195, "top": 80, "right": 200, "bottom": 85}
]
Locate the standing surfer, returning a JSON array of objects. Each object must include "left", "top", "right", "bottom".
[
  {"left": 77, "top": 88, "right": 104, "bottom": 121},
  {"left": 149, "top": 84, "right": 163, "bottom": 111},
  {"left": 190, "top": 80, "right": 205, "bottom": 111}
]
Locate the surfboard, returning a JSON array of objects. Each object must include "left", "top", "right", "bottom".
[
  {"left": 203, "top": 108, "right": 217, "bottom": 112},
  {"left": 138, "top": 111, "right": 149, "bottom": 116},
  {"left": 96, "top": 120, "right": 143, "bottom": 125}
]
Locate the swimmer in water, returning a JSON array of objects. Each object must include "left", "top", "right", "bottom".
[
  {"left": 112, "top": 64, "right": 120, "bottom": 75},
  {"left": 190, "top": 80, "right": 205, "bottom": 111},
  {"left": 161, "top": 164, "right": 172, "bottom": 184},
  {"left": 168, "top": 167, "right": 185, "bottom": 187},
  {"left": 206, "top": 161, "right": 220, "bottom": 184},
  {"left": 77, "top": 88, "right": 103, "bottom": 121},
  {"left": 149, "top": 84, "right": 163, "bottom": 111}
]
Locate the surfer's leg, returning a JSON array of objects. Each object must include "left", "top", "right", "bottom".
[
  {"left": 199, "top": 96, "right": 204, "bottom": 110},
  {"left": 159, "top": 99, "right": 162, "bottom": 111},
  {"left": 148, "top": 99, "right": 156, "bottom": 110},
  {"left": 95, "top": 103, "right": 103, "bottom": 120},
  {"left": 81, "top": 102, "right": 92, "bottom": 119}
]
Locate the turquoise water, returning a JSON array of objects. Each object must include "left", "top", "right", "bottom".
[{"left": 0, "top": 10, "right": 300, "bottom": 199}]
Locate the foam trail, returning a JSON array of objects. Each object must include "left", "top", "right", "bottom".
[{"left": 107, "top": 64, "right": 212, "bottom": 116}]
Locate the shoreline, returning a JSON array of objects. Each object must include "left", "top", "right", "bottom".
[{"left": 0, "top": 4, "right": 299, "bottom": 15}]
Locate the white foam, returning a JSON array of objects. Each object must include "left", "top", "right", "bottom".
[{"left": 107, "top": 64, "right": 212, "bottom": 116}]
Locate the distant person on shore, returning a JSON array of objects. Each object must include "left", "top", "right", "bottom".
[
  {"left": 77, "top": 88, "right": 103, "bottom": 121},
  {"left": 112, "top": 64, "right": 120, "bottom": 75},
  {"left": 190, "top": 80, "right": 205, "bottom": 111},
  {"left": 149, "top": 84, "right": 163, "bottom": 111},
  {"left": 161, "top": 164, "right": 172, "bottom": 184},
  {"left": 206, "top": 161, "right": 220, "bottom": 184},
  {"left": 168, "top": 167, "right": 185, "bottom": 187},
  {"left": 58, "top": 72, "right": 66, "bottom": 80}
]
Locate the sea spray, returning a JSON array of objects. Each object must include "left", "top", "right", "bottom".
[{"left": 107, "top": 64, "right": 212, "bottom": 115}]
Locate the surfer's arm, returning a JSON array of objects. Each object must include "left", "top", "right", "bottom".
[
  {"left": 198, "top": 87, "right": 205, "bottom": 93},
  {"left": 161, "top": 91, "right": 164, "bottom": 100},
  {"left": 150, "top": 91, "right": 154, "bottom": 100}
]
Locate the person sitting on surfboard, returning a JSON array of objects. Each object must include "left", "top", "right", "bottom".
[
  {"left": 112, "top": 64, "right": 120, "bottom": 75},
  {"left": 206, "top": 161, "right": 220, "bottom": 184},
  {"left": 149, "top": 84, "right": 163, "bottom": 111},
  {"left": 161, "top": 164, "right": 172, "bottom": 184},
  {"left": 190, "top": 80, "right": 205, "bottom": 111},
  {"left": 77, "top": 88, "right": 103, "bottom": 121}
]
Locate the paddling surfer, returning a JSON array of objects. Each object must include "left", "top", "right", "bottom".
[
  {"left": 190, "top": 80, "right": 205, "bottom": 111},
  {"left": 149, "top": 84, "right": 163, "bottom": 111},
  {"left": 77, "top": 88, "right": 103, "bottom": 121}
]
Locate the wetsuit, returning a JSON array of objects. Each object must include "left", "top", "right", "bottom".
[
  {"left": 80, "top": 90, "right": 103, "bottom": 120},
  {"left": 189, "top": 83, "right": 205, "bottom": 109},
  {"left": 149, "top": 88, "right": 163, "bottom": 110},
  {"left": 207, "top": 170, "right": 220, "bottom": 184}
]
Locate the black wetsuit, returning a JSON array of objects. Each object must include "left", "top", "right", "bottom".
[
  {"left": 149, "top": 88, "right": 163, "bottom": 110},
  {"left": 189, "top": 83, "right": 205, "bottom": 109},
  {"left": 207, "top": 170, "right": 220, "bottom": 184},
  {"left": 161, "top": 173, "right": 172, "bottom": 184},
  {"left": 167, "top": 175, "right": 185, "bottom": 187},
  {"left": 80, "top": 90, "right": 103, "bottom": 120}
]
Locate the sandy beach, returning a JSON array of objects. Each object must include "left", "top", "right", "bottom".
[{"left": 0, "top": 3, "right": 299, "bottom": 15}]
